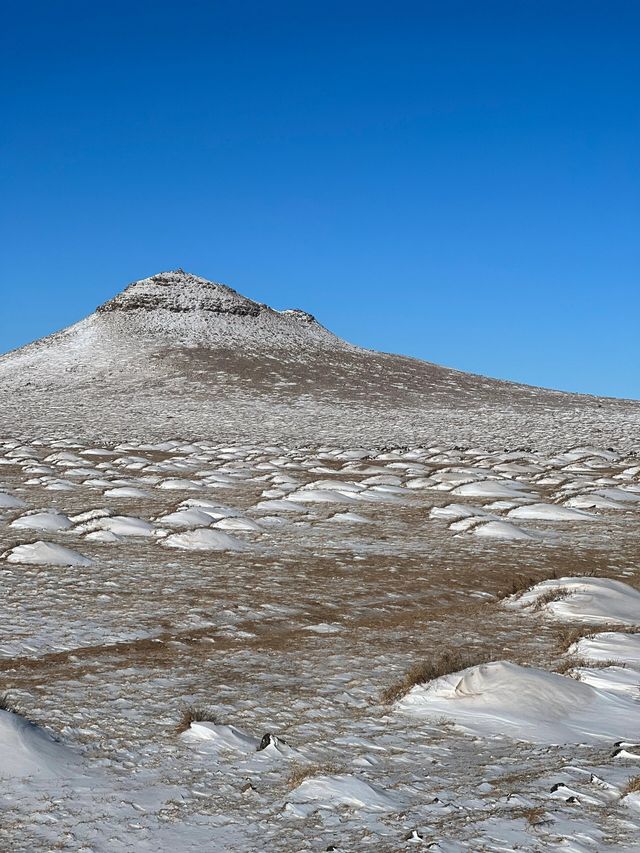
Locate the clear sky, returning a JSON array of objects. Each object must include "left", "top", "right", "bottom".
[{"left": 1, "top": 1, "right": 638, "bottom": 398}]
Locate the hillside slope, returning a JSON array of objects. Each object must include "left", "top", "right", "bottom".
[{"left": 0, "top": 269, "right": 638, "bottom": 448}]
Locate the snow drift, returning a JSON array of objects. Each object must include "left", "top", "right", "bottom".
[
  {"left": 507, "top": 577, "right": 640, "bottom": 625},
  {"left": 0, "top": 708, "right": 81, "bottom": 779},
  {"left": 397, "top": 660, "right": 640, "bottom": 744}
]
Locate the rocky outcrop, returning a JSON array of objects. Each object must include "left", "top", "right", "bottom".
[{"left": 96, "top": 270, "right": 265, "bottom": 317}]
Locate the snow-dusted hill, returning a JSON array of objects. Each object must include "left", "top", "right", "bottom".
[
  {"left": 0, "top": 269, "right": 638, "bottom": 447},
  {"left": 94, "top": 269, "right": 347, "bottom": 348}
]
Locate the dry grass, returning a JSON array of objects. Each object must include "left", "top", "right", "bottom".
[
  {"left": 176, "top": 705, "right": 218, "bottom": 734},
  {"left": 497, "top": 569, "right": 558, "bottom": 601},
  {"left": 511, "top": 805, "right": 552, "bottom": 827},
  {"left": 556, "top": 624, "right": 640, "bottom": 654},
  {"left": 0, "top": 692, "right": 40, "bottom": 728},
  {"left": 533, "top": 587, "right": 570, "bottom": 611},
  {"left": 497, "top": 568, "right": 607, "bottom": 605},
  {"left": 287, "top": 763, "right": 340, "bottom": 789},
  {"left": 622, "top": 776, "right": 640, "bottom": 795},
  {"left": 0, "top": 692, "right": 22, "bottom": 715},
  {"left": 554, "top": 657, "right": 622, "bottom": 675},
  {"left": 380, "top": 649, "right": 492, "bottom": 704}
]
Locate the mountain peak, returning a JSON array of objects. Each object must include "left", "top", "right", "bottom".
[
  {"left": 96, "top": 269, "right": 266, "bottom": 318},
  {"left": 88, "top": 269, "right": 342, "bottom": 349}
]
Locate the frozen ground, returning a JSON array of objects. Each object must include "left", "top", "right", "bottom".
[
  {"left": 2, "top": 271, "right": 640, "bottom": 850},
  {"left": 1, "top": 438, "right": 640, "bottom": 851}
]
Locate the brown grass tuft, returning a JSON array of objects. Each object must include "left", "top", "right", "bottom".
[
  {"left": 287, "top": 763, "right": 340, "bottom": 789},
  {"left": 497, "top": 569, "right": 558, "bottom": 601},
  {"left": 623, "top": 776, "right": 640, "bottom": 795},
  {"left": 533, "top": 587, "right": 570, "bottom": 611},
  {"left": 511, "top": 805, "right": 552, "bottom": 827},
  {"left": 554, "top": 657, "right": 623, "bottom": 675},
  {"left": 556, "top": 624, "right": 640, "bottom": 654},
  {"left": 0, "top": 692, "right": 23, "bottom": 715},
  {"left": 176, "top": 704, "right": 218, "bottom": 734}
]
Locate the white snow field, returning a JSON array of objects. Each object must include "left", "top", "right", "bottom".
[
  {"left": 1, "top": 272, "right": 640, "bottom": 850},
  {"left": 1, "top": 437, "right": 640, "bottom": 851}
]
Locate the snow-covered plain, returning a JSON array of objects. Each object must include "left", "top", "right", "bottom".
[{"left": 1, "top": 436, "right": 640, "bottom": 851}]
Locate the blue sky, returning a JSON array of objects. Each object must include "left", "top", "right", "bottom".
[{"left": 1, "top": 1, "right": 638, "bottom": 397}]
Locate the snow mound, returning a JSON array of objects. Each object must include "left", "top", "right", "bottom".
[
  {"left": 303, "top": 622, "right": 341, "bottom": 634},
  {"left": 76, "top": 515, "right": 155, "bottom": 537},
  {"left": 98, "top": 516, "right": 155, "bottom": 537},
  {"left": 69, "top": 508, "right": 112, "bottom": 523},
  {"left": 85, "top": 530, "right": 121, "bottom": 543},
  {"left": 507, "top": 503, "right": 594, "bottom": 521},
  {"left": 162, "top": 529, "right": 246, "bottom": 551},
  {"left": 0, "top": 709, "right": 81, "bottom": 778},
  {"left": 451, "top": 480, "right": 537, "bottom": 500},
  {"left": 103, "top": 486, "right": 151, "bottom": 498},
  {"left": 397, "top": 660, "right": 640, "bottom": 744},
  {"left": 564, "top": 494, "right": 628, "bottom": 511},
  {"left": 569, "top": 665, "right": 640, "bottom": 695},
  {"left": 213, "top": 516, "right": 263, "bottom": 531},
  {"left": 592, "top": 487, "right": 640, "bottom": 504},
  {"left": 287, "top": 774, "right": 400, "bottom": 814},
  {"left": 5, "top": 541, "right": 92, "bottom": 567},
  {"left": 430, "top": 503, "right": 494, "bottom": 521},
  {"left": 155, "top": 508, "right": 216, "bottom": 527},
  {"left": 288, "top": 489, "right": 357, "bottom": 504},
  {"left": 254, "top": 499, "right": 306, "bottom": 512},
  {"left": 44, "top": 479, "right": 75, "bottom": 491},
  {"left": 11, "top": 511, "right": 73, "bottom": 532},
  {"left": 183, "top": 724, "right": 297, "bottom": 762},
  {"left": 182, "top": 723, "right": 259, "bottom": 753},
  {"left": 570, "top": 632, "right": 640, "bottom": 664},
  {"left": 329, "top": 512, "right": 371, "bottom": 523},
  {"left": 179, "top": 500, "right": 239, "bottom": 518},
  {"left": 158, "top": 478, "right": 203, "bottom": 491},
  {"left": 508, "top": 577, "right": 640, "bottom": 625},
  {"left": 0, "top": 492, "right": 27, "bottom": 509},
  {"left": 472, "top": 521, "right": 538, "bottom": 541},
  {"left": 300, "top": 479, "right": 363, "bottom": 493}
]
